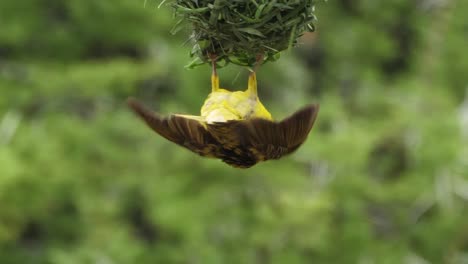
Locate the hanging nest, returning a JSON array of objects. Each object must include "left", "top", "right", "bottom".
[{"left": 165, "top": 0, "right": 319, "bottom": 68}]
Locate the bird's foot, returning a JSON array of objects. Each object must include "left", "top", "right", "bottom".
[
  {"left": 253, "top": 53, "right": 264, "bottom": 73},
  {"left": 208, "top": 53, "right": 218, "bottom": 76}
]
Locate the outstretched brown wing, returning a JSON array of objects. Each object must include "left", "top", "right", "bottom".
[
  {"left": 208, "top": 104, "right": 319, "bottom": 165},
  {"left": 127, "top": 98, "right": 219, "bottom": 157},
  {"left": 250, "top": 104, "right": 319, "bottom": 160}
]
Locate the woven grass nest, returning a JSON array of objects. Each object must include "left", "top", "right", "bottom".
[{"left": 165, "top": 0, "right": 319, "bottom": 68}]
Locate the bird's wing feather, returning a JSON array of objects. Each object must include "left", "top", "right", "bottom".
[
  {"left": 210, "top": 104, "right": 319, "bottom": 162},
  {"left": 127, "top": 98, "right": 218, "bottom": 157},
  {"left": 250, "top": 104, "right": 319, "bottom": 159}
]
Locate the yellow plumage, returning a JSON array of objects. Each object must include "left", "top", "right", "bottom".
[
  {"left": 201, "top": 71, "right": 272, "bottom": 123},
  {"left": 128, "top": 62, "right": 319, "bottom": 168}
]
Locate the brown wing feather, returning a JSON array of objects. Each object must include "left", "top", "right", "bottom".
[
  {"left": 223, "top": 104, "right": 319, "bottom": 161},
  {"left": 127, "top": 98, "right": 218, "bottom": 157},
  {"left": 277, "top": 104, "right": 319, "bottom": 151}
]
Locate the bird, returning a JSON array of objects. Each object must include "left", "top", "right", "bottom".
[{"left": 127, "top": 56, "right": 319, "bottom": 168}]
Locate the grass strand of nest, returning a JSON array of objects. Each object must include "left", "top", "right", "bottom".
[{"left": 165, "top": 0, "right": 319, "bottom": 68}]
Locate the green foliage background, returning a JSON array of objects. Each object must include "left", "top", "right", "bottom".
[{"left": 1, "top": 0, "right": 467, "bottom": 263}]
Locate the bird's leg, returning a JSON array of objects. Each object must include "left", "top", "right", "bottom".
[
  {"left": 247, "top": 71, "right": 258, "bottom": 98},
  {"left": 209, "top": 54, "right": 220, "bottom": 92},
  {"left": 247, "top": 54, "right": 264, "bottom": 98}
]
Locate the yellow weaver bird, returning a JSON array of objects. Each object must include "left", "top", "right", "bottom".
[{"left": 128, "top": 57, "right": 319, "bottom": 168}]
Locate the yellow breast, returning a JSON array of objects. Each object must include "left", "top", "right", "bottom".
[{"left": 201, "top": 88, "right": 272, "bottom": 124}]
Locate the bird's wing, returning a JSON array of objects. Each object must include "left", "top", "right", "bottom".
[
  {"left": 211, "top": 104, "right": 319, "bottom": 162},
  {"left": 246, "top": 104, "right": 319, "bottom": 160},
  {"left": 174, "top": 114, "right": 206, "bottom": 123},
  {"left": 127, "top": 98, "right": 219, "bottom": 157}
]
